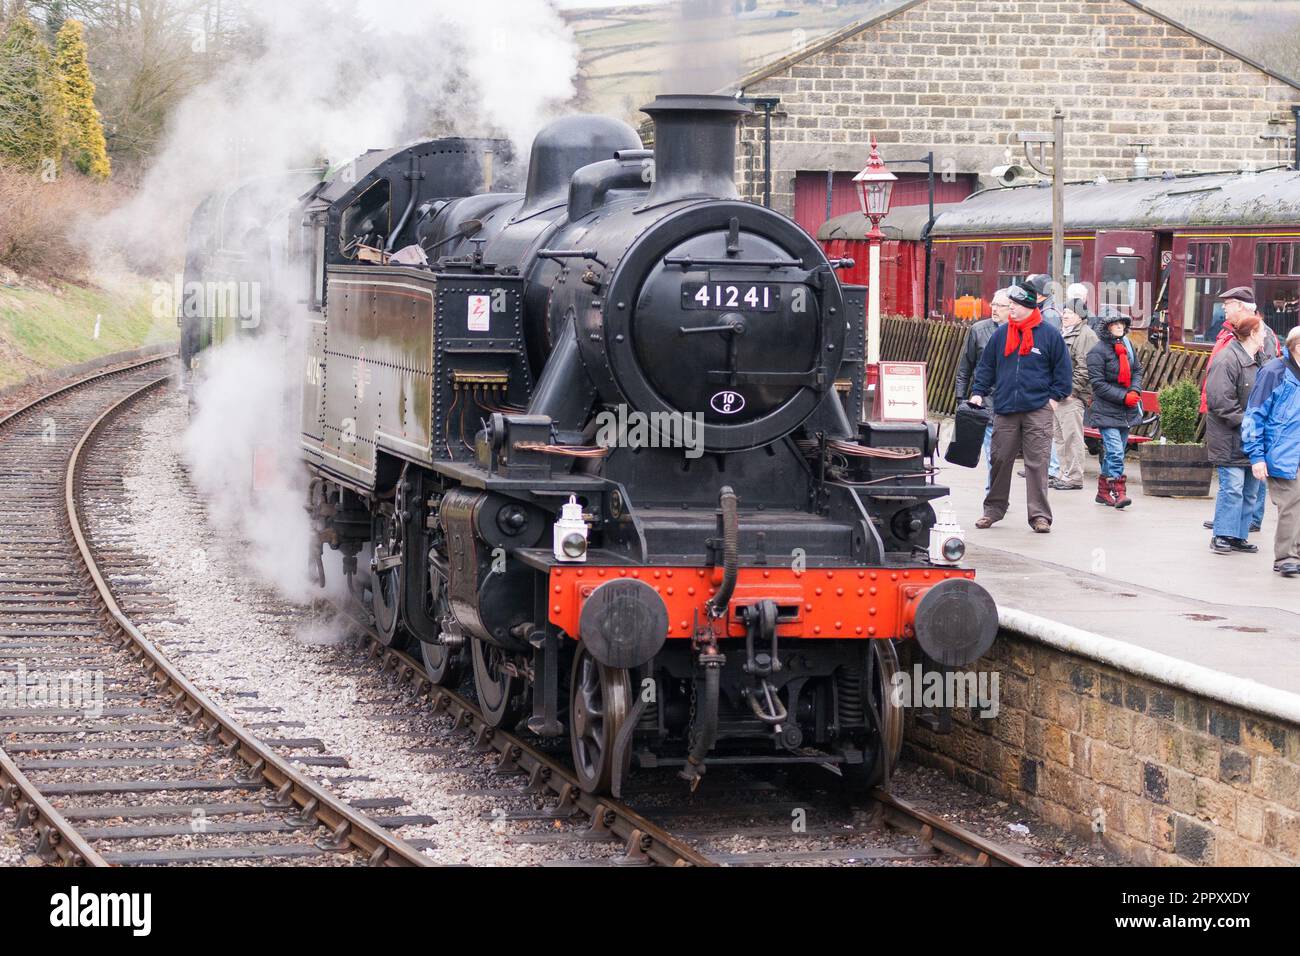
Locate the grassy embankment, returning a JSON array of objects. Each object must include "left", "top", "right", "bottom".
[{"left": 0, "top": 277, "right": 175, "bottom": 389}]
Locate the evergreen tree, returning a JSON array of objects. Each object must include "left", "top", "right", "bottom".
[
  {"left": 54, "top": 19, "right": 109, "bottom": 179},
  {"left": 44, "top": 1, "right": 68, "bottom": 45},
  {"left": 0, "top": 14, "right": 62, "bottom": 174}
]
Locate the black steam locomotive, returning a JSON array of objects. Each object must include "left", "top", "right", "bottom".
[{"left": 188, "top": 96, "right": 997, "bottom": 795}]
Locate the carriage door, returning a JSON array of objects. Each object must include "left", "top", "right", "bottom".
[{"left": 1094, "top": 230, "right": 1157, "bottom": 329}]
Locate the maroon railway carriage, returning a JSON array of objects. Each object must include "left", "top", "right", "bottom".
[
  {"left": 820, "top": 167, "right": 1300, "bottom": 349},
  {"left": 817, "top": 204, "right": 960, "bottom": 321}
]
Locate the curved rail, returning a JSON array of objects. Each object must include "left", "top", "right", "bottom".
[
  {"left": 1, "top": 360, "right": 429, "bottom": 866},
  {"left": 0, "top": 354, "right": 170, "bottom": 431},
  {"left": 333, "top": 603, "right": 712, "bottom": 867}
]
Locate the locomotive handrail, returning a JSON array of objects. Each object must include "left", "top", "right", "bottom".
[
  {"left": 536, "top": 248, "right": 604, "bottom": 265},
  {"left": 663, "top": 255, "right": 803, "bottom": 269},
  {"left": 706, "top": 367, "right": 829, "bottom": 387}
]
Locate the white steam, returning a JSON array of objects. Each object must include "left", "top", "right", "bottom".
[
  {"left": 95, "top": 0, "right": 578, "bottom": 263},
  {"left": 666, "top": 0, "right": 742, "bottom": 96},
  {"left": 150, "top": 0, "right": 579, "bottom": 604},
  {"left": 180, "top": 336, "right": 319, "bottom": 600}
]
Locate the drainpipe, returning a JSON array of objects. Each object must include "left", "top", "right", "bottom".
[
  {"left": 1292, "top": 105, "right": 1300, "bottom": 169},
  {"left": 735, "top": 94, "right": 780, "bottom": 208}
]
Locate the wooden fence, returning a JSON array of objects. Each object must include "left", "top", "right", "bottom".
[{"left": 879, "top": 316, "right": 1212, "bottom": 437}]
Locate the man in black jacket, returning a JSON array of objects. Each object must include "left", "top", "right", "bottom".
[
  {"left": 970, "top": 284, "right": 1073, "bottom": 533},
  {"left": 1206, "top": 315, "right": 1268, "bottom": 554},
  {"left": 955, "top": 289, "right": 1010, "bottom": 489},
  {"left": 1026, "top": 274, "right": 1063, "bottom": 331},
  {"left": 1027, "top": 274, "right": 1065, "bottom": 481}
]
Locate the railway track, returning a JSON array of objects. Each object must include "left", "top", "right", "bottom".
[
  {"left": 339, "top": 607, "right": 1033, "bottom": 867},
  {"left": 0, "top": 358, "right": 429, "bottom": 867},
  {"left": 334, "top": 605, "right": 710, "bottom": 867},
  {"left": 0, "top": 357, "right": 1034, "bottom": 868}
]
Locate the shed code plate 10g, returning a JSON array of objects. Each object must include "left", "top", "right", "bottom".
[{"left": 682, "top": 282, "right": 781, "bottom": 311}]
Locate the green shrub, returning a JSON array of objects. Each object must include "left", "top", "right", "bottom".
[{"left": 1158, "top": 378, "right": 1201, "bottom": 445}]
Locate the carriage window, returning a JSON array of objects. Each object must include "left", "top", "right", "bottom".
[
  {"left": 1183, "top": 241, "right": 1230, "bottom": 344},
  {"left": 997, "top": 244, "right": 1031, "bottom": 288},
  {"left": 1100, "top": 256, "right": 1141, "bottom": 310},
  {"left": 954, "top": 245, "right": 986, "bottom": 320},
  {"left": 1049, "top": 244, "right": 1084, "bottom": 286},
  {"left": 956, "top": 245, "right": 984, "bottom": 272},
  {"left": 1254, "top": 241, "right": 1300, "bottom": 340}
]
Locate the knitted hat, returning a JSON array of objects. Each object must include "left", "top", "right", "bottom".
[
  {"left": 1006, "top": 284, "right": 1038, "bottom": 311},
  {"left": 1025, "top": 274, "right": 1053, "bottom": 302}
]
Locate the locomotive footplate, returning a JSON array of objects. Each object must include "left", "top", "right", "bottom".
[{"left": 539, "top": 560, "right": 979, "bottom": 643}]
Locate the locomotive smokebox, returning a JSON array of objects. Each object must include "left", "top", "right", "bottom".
[{"left": 643, "top": 94, "right": 750, "bottom": 204}]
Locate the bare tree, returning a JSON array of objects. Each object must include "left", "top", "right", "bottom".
[{"left": 21, "top": 0, "right": 252, "bottom": 170}]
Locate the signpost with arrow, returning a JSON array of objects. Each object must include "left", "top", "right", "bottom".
[{"left": 878, "top": 362, "right": 928, "bottom": 423}]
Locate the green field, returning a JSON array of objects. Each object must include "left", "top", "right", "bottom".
[
  {"left": 0, "top": 278, "right": 176, "bottom": 389},
  {"left": 568, "top": 0, "right": 897, "bottom": 117}
]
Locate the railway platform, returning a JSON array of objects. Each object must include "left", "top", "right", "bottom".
[{"left": 934, "top": 443, "right": 1300, "bottom": 696}]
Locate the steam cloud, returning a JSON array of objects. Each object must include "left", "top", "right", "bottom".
[
  {"left": 181, "top": 335, "right": 317, "bottom": 601},
  {"left": 130, "top": 0, "right": 579, "bottom": 604},
  {"left": 666, "top": 0, "right": 742, "bottom": 96},
  {"left": 96, "top": 0, "right": 579, "bottom": 263}
]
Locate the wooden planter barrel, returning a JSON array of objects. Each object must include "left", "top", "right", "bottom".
[{"left": 1138, "top": 442, "right": 1213, "bottom": 497}]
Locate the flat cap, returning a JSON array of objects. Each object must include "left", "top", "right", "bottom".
[{"left": 1218, "top": 286, "right": 1255, "bottom": 305}]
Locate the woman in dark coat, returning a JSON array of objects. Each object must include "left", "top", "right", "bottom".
[
  {"left": 1205, "top": 315, "right": 1267, "bottom": 554},
  {"left": 1084, "top": 312, "right": 1144, "bottom": 508}
]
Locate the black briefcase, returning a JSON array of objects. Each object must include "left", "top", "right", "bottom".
[{"left": 945, "top": 401, "right": 992, "bottom": 468}]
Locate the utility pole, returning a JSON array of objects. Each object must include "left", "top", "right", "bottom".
[
  {"left": 1018, "top": 106, "right": 1066, "bottom": 299},
  {"left": 1052, "top": 107, "right": 1065, "bottom": 298}
]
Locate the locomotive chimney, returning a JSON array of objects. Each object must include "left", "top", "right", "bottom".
[{"left": 642, "top": 94, "right": 751, "bottom": 204}]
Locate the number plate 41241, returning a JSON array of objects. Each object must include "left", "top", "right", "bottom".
[{"left": 682, "top": 282, "right": 781, "bottom": 312}]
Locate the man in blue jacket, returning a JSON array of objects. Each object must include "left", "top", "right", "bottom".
[
  {"left": 969, "top": 283, "right": 1073, "bottom": 533},
  {"left": 1243, "top": 325, "right": 1300, "bottom": 577}
]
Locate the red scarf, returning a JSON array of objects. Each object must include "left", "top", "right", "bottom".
[
  {"left": 1115, "top": 340, "right": 1131, "bottom": 388},
  {"left": 1004, "top": 309, "right": 1043, "bottom": 356}
]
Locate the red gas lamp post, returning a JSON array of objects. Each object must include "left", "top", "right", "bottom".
[{"left": 852, "top": 136, "right": 897, "bottom": 416}]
